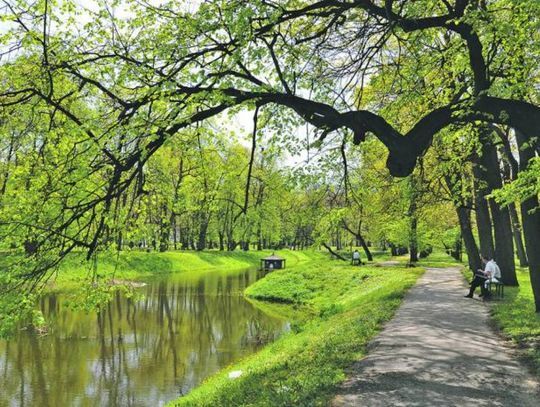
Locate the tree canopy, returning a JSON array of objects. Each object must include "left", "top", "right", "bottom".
[{"left": 0, "top": 0, "right": 539, "bottom": 331}]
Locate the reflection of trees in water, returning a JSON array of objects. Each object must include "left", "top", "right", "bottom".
[
  {"left": 16, "top": 339, "right": 25, "bottom": 407},
  {"left": 96, "top": 305, "right": 138, "bottom": 406},
  {"left": 29, "top": 333, "right": 50, "bottom": 407},
  {"left": 0, "top": 268, "right": 288, "bottom": 406}
]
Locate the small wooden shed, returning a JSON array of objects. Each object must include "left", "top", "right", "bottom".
[{"left": 260, "top": 254, "right": 286, "bottom": 271}]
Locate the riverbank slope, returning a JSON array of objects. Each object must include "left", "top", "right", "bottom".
[{"left": 50, "top": 249, "right": 321, "bottom": 291}]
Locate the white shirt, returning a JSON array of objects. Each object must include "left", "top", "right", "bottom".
[
  {"left": 485, "top": 260, "right": 501, "bottom": 279},
  {"left": 484, "top": 260, "right": 501, "bottom": 288}
]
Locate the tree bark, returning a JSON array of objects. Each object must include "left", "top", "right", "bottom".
[
  {"left": 472, "top": 166, "right": 495, "bottom": 259},
  {"left": 409, "top": 215, "right": 418, "bottom": 263},
  {"left": 476, "top": 131, "right": 517, "bottom": 285},
  {"left": 408, "top": 176, "right": 419, "bottom": 264},
  {"left": 358, "top": 235, "right": 373, "bottom": 262},
  {"left": 171, "top": 215, "right": 178, "bottom": 250},
  {"left": 218, "top": 232, "right": 224, "bottom": 251},
  {"left": 459, "top": 217, "right": 480, "bottom": 272},
  {"left": 444, "top": 175, "right": 481, "bottom": 273},
  {"left": 322, "top": 243, "right": 347, "bottom": 261},
  {"left": 116, "top": 231, "right": 123, "bottom": 252},
  {"left": 196, "top": 216, "right": 209, "bottom": 251},
  {"left": 509, "top": 203, "right": 528, "bottom": 267},
  {"left": 159, "top": 205, "right": 170, "bottom": 252},
  {"left": 487, "top": 198, "right": 517, "bottom": 285},
  {"left": 515, "top": 130, "right": 540, "bottom": 312},
  {"left": 498, "top": 144, "right": 529, "bottom": 268}
]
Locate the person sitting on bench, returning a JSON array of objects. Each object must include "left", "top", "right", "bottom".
[
  {"left": 465, "top": 255, "right": 496, "bottom": 298},
  {"left": 483, "top": 257, "right": 502, "bottom": 293},
  {"left": 352, "top": 250, "right": 361, "bottom": 266}
]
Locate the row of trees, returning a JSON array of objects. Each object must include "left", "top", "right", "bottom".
[
  {"left": 0, "top": 92, "right": 457, "bottom": 258},
  {"left": 0, "top": 0, "right": 538, "bottom": 331}
]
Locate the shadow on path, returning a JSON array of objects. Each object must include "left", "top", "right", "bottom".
[{"left": 332, "top": 267, "right": 540, "bottom": 407}]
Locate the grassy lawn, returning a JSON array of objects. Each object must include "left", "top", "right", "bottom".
[
  {"left": 169, "top": 256, "right": 424, "bottom": 406},
  {"left": 489, "top": 268, "right": 540, "bottom": 377}
]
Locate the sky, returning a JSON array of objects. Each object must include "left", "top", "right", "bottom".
[{"left": 0, "top": 0, "right": 319, "bottom": 169}]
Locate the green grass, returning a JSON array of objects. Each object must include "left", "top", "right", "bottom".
[
  {"left": 48, "top": 249, "right": 318, "bottom": 292},
  {"left": 489, "top": 268, "right": 540, "bottom": 377},
  {"left": 414, "top": 251, "right": 463, "bottom": 268},
  {"left": 169, "top": 257, "right": 424, "bottom": 406}
]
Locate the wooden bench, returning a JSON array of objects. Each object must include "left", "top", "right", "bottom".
[{"left": 486, "top": 280, "right": 504, "bottom": 298}]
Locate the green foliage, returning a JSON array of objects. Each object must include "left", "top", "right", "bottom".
[
  {"left": 491, "top": 157, "right": 540, "bottom": 210},
  {"left": 0, "top": 291, "right": 36, "bottom": 338},
  {"left": 170, "top": 259, "right": 424, "bottom": 406},
  {"left": 0, "top": 0, "right": 538, "bottom": 358}
]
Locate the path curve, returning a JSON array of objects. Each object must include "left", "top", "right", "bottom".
[{"left": 332, "top": 267, "right": 540, "bottom": 407}]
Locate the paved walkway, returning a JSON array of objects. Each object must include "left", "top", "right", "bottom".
[{"left": 332, "top": 267, "right": 540, "bottom": 407}]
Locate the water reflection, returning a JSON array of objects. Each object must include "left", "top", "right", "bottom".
[{"left": 0, "top": 268, "right": 288, "bottom": 406}]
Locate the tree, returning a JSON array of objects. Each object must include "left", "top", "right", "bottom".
[{"left": 0, "top": 0, "right": 539, "bottom": 308}]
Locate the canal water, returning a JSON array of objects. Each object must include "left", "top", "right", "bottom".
[{"left": 0, "top": 268, "right": 288, "bottom": 406}]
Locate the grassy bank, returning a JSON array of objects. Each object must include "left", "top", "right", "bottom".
[
  {"left": 489, "top": 269, "right": 540, "bottom": 377},
  {"left": 50, "top": 249, "right": 319, "bottom": 291},
  {"left": 170, "top": 257, "right": 424, "bottom": 406}
]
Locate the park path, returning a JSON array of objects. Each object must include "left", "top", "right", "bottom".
[{"left": 332, "top": 267, "right": 540, "bottom": 407}]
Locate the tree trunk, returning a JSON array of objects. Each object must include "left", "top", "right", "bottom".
[
  {"left": 0, "top": 133, "right": 16, "bottom": 196},
  {"left": 335, "top": 229, "right": 342, "bottom": 250},
  {"left": 159, "top": 207, "right": 170, "bottom": 252},
  {"left": 457, "top": 206, "right": 482, "bottom": 273},
  {"left": 256, "top": 223, "right": 262, "bottom": 251},
  {"left": 443, "top": 174, "right": 481, "bottom": 273},
  {"left": 196, "top": 215, "right": 209, "bottom": 251},
  {"left": 171, "top": 214, "right": 178, "bottom": 251},
  {"left": 472, "top": 167, "right": 495, "bottom": 259},
  {"left": 358, "top": 234, "right": 373, "bottom": 262},
  {"left": 408, "top": 176, "right": 419, "bottom": 264},
  {"left": 341, "top": 220, "right": 373, "bottom": 261},
  {"left": 409, "top": 215, "right": 418, "bottom": 263},
  {"left": 508, "top": 203, "right": 528, "bottom": 267},
  {"left": 497, "top": 144, "right": 529, "bottom": 268},
  {"left": 322, "top": 243, "right": 347, "bottom": 261},
  {"left": 515, "top": 130, "right": 540, "bottom": 312},
  {"left": 520, "top": 195, "right": 540, "bottom": 311},
  {"left": 218, "top": 232, "right": 224, "bottom": 251},
  {"left": 180, "top": 226, "right": 189, "bottom": 250},
  {"left": 487, "top": 199, "right": 516, "bottom": 284},
  {"left": 476, "top": 131, "right": 517, "bottom": 285}
]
